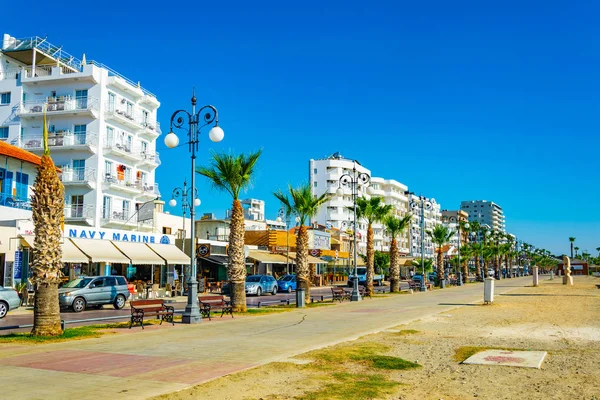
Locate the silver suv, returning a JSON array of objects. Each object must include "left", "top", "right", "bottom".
[{"left": 59, "top": 276, "right": 130, "bottom": 312}]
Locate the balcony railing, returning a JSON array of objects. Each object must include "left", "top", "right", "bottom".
[
  {"left": 139, "top": 151, "right": 161, "bottom": 165},
  {"left": 0, "top": 68, "right": 20, "bottom": 81},
  {"left": 0, "top": 193, "right": 31, "bottom": 210},
  {"left": 101, "top": 207, "right": 133, "bottom": 222},
  {"left": 19, "top": 97, "right": 99, "bottom": 115},
  {"left": 22, "top": 132, "right": 98, "bottom": 151},
  {"left": 65, "top": 204, "right": 95, "bottom": 219},
  {"left": 60, "top": 167, "right": 96, "bottom": 184},
  {"left": 103, "top": 136, "right": 137, "bottom": 155}
]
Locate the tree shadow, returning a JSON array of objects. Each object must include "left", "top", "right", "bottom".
[
  {"left": 499, "top": 293, "right": 598, "bottom": 298},
  {"left": 438, "top": 303, "right": 480, "bottom": 306}
]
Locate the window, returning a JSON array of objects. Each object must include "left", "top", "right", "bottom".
[
  {"left": 123, "top": 200, "right": 130, "bottom": 218},
  {"left": 313, "top": 181, "right": 317, "bottom": 187},
  {"left": 116, "top": 277, "right": 127, "bottom": 285},
  {"left": 313, "top": 168, "right": 317, "bottom": 174},
  {"left": 142, "top": 110, "right": 149, "bottom": 124},
  {"left": 73, "top": 160, "right": 85, "bottom": 180},
  {"left": 0, "top": 92, "right": 11, "bottom": 105},
  {"left": 107, "top": 92, "right": 116, "bottom": 111},
  {"left": 103, "top": 196, "right": 112, "bottom": 218},
  {"left": 73, "top": 125, "right": 86, "bottom": 145},
  {"left": 15, "top": 172, "right": 28, "bottom": 200},
  {"left": 106, "top": 126, "right": 114, "bottom": 145},
  {"left": 71, "top": 195, "right": 84, "bottom": 217},
  {"left": 105, "top": 277, "right": 117, "bottom": 286},
  {"left": 0, "top": 127, "right": 8, "bottom": 139},
  {"left": 92, "top": 278, "right": 105, "bottom": 288},
  {"left": 126, "top": 101, "right": 133, "bottom": 116},
  {"left": 75, "top": 90, "right": 88, "bottom": 109},
  {"left": 163, "top": 227, "right": 172, "bottom": 234}
]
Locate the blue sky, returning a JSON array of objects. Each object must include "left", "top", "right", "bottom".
[{"left": 5, "top": 0, "right": 599, "bottom": 256}]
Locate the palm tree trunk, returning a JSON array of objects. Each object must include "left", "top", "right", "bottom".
[
  {"left": 462, "top": 259, "right": 468, "bottom": 284},
  {"left": 436, "top": 249, "right": 444, "bottom": 287},
  {"left": 505, "top": 254, "right": 510, "bottom": 278},
  {"left": 390, "top": 238, "right": 399, "bottom": 292},
  {"left": 31, "top": 154, "right": 64, "bottom": 336},
  {"left": 475, "top": 254, "right": 481, "bottom": 280},
  {"left": 366, "top": 224, "right": 375, "bottom": 296},
  {"left": 296, "top": 226, "right": 311, "bottom": 303},
  {"left": 228, "top": 199, "right": 247, "bottom": 312},
  {"left": 494, "top": 255, "right": 500, "bottom": 279}
]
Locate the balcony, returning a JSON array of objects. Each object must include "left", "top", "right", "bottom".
[
  {"left": 139, "top": 122, "right": 160, "bottom": 139},
  {"left": 103, "top": 137, "right": 141, "bottom": 162},
  {"left": 21, "top": 65, "right": 97, "bottom": 84},
  {"left": 103, "top": 175, "right": 141, "bottom": 195},
  {"left": 104, "top": 104, "right": 143, "bottom": 130},
  {"left": 64, "top": 204, "right": 95, "bottom": 225},
  {"left": 101, "top": 207, "right": 137, "bottom": 228},
  {"left": 60, "top": 167, "right": 96, "bottom": 190},
  {"left": 19, "top": 97, "right": 100, "bottom": 119},
  {"left": 137, "top": 151, "right": 161, "bottom": 168},
  {"left": 137, "top": 181, "right": 160, "bottom": 201},
  {"left": 0, "top": 68, "right": 20, "bottom": 81},
  {"left": 0, "top": 193, "right": 31, "bottom": 210},
  {"left": 22, "top": 132, "right": 98, "bottom": 153}
]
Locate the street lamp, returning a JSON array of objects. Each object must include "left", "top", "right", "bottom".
[
  {"left": 276, "top": 206, "right": 291, "bottom": 275},
  {"left": 336, "top": 161, "right": 371, "bottom": 301},
  {"left": 169, "top": 179, "right": 200, "bottom": 295},
  {"left": 449, "top": 216, "right": 468, "bottom": 286},
  {"left": 164, "top": 90, "right": 223, "bottom": 324},
  {"left": 406, "top": 191, "right": 432, "bottom": 292}
]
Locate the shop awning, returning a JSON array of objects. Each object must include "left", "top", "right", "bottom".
[
  {"left": 248, "top": 250, "right": 288, "bottom": 264},
  {"left": 63, "top": 239, "right": 90, "bottom": 263},
  {"left": 18, "top": 235, "right": 89, "bottom": 263},
  {"left": 71, "top": 238, "right": 130, "bottom": 264},
  {"left": 111, "top": 241, "right": 164, "bottom": 265},
  {"left": 146, "top": 243, "right": 190, "bottom": 265},
  {"left": 200, "top": 255, "right": 229, "bottom": 266},
  {"left": 288, "top": 252, "right": 326, "bottom": 264}
]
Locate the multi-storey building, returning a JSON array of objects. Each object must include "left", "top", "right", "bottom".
[
  {"left": 0, "top": 34, "right": 161, "bottom": 231},
  {"left": 408, "top": 194, "right": 442, "bottom": 259},
  {"left": 309, "top": 153, "right": 413, "bottom": 256},
  {"left": 441, "top": 209, "right": 469, "bottom": 252},
  {"left": 460, "top": 200, "right": 506, "bottom": 232}
]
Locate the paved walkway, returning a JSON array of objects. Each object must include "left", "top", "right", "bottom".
[{"left": 0, "top": 277, "right": 532, "bottom": 399}]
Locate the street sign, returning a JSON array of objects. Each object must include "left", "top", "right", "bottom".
[
  {"left": 137, "top": 201, "right": 154, "bottom": 222},
  {"left": 311, "top": 249, "right": 319, "bottom": 257},
  {"left": 197, "top": 244, "right": 210, "bottom": 258}
]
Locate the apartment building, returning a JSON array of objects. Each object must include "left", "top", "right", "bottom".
[
  {"left": 0, "top": 34, "right": 161, "bottom": 231},
  {"left": 309, "top": 152, "right": 413, "bottom": 256},
  {"left": 441, "top": 209, "right": 469, "bottom": 253},
  {"left": 460, "top": 200, "right": 506, "bottom": 233}
]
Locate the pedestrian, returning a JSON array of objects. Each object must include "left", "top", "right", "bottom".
[{"left": 409, "top": 269, "right": 414, "bottom": 278}]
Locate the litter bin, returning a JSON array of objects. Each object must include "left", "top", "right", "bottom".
[
  {"left": 484, "top": 277, "right": 495, "bottom": 304},
  {"left": 296, "top": 288, "right": 306, "bottom": 308}
]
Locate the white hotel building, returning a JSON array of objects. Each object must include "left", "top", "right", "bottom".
[
  {"left": 309, "top": 153, "right": 416, "bottom": 256},
  {"left": 0, "top": 34, "right": 161, "bottom": 231}
]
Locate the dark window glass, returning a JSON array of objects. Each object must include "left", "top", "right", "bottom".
[
  {"left": 92, "top": 278, "right": 105, "bottom": 288},
  {"left": 105, "top": 277, "right": 117, "bottom": 286},
  {"left": 116, "top": 277, "right": 127, "bottom": 286}
]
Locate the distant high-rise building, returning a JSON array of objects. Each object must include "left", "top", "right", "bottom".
[{"left": 460, "top": 200, "right": 506, "bottom": 232}]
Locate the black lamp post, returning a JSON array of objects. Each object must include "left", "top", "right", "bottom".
[
  {"left": 336, "top": 161, "right": 371, "bottom": 301},
  {"left": 406, "top": 191, "right": 432, "bottom": 292},
  {"left": 169, "top": 179, "right": 200, "bottom": 295},
  {"left": 164, "top": 90, "right": 224, "bottom": 324}
]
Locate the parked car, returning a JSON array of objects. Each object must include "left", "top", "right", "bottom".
[
  {"left": 413, "top": 272, "right": 436, "bottom": 283},
  {"left": 58, "top": 276, "right": 131, "bottom": 312},
  {"left": 0, "top": 287, "right": 21, "bottom": 318},
  {"left": 277, "top": 274, "right": 297, "bottom": 293},
  {"left": 246, "top": 275, "right": 278, "bottom": 296},
  {"left": 347, "top": 267, "right": 384, "bottom": 287}
]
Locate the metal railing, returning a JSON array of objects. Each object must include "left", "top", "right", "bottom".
[
  {"left": 64, "top": 204, "right": 95, "bottom": 219},
  {"left": 88, "top": 60, "right": 155, "bottom": 97},
  {"left": 103, "top": 136, "right": 138, "bottom": 156},
  {"left": 101, "top": 207, "right": 133, "bottom": 222},
  {"left": 60, "top": 167, "right": 96, "bottom": 183},
  {"left": 22, "top": 132, "right": 98, "bottom": 150},
  {"left": 0, "top": 192, "right": 31, "bottom": 210},
  {"left": 139, "top": 151, "right": 161, "bottom": 165},
  {"left": 19, "top": 97, "right": 100, "bottom": 115}
]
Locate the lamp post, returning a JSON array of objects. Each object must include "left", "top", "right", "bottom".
[
  {"left": 163, "top": 90, "right": 224, "bottom": 324},
  {"left": 276, "top": 206, "right": 291, "bottom": 275},
  {"left": 336, "top": 161, "right": 371, "bottom": 302},
  {"left": 169, "top": 179, "right": 200, "bottom": 295},
  {"left": 406, "top": 191, "right": 432, "bottom": 292}
]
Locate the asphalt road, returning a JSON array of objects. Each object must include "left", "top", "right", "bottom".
[{"left": 0, "top": 285, "right": 377, "bottom": 334}]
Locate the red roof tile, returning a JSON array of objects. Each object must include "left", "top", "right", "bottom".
[{"left": 0, "top": 141, "right": 61, "bottom": 171}]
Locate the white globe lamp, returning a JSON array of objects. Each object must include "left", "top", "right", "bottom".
[
  {"left": 194, "top": 198, "right": 201, "bottom": 207},
  {"left": 164, "top": 132, "right": 179, "bottom": 148},
  {"left": 169, "top": 199, "right": 177, "bottom": 207},
  {"left": 209, "top": 126, "right": 224, "bottom": 142}
]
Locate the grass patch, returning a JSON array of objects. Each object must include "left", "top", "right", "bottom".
[
  {"left": 299, "top": 372, "right": 400, "bottom": 400},
  {"left": 308, "top": 342, "right": 420, "bottom": 371},
  {"left": 453, "top": 346, "right": 524, "bottom": 362},
  {"left": 243, "top": 308, "right": 291, "bottom": 315},
  {"left": 397, "top": 329, "right": 420, "bottom": 336},
  {"left": 0, "top": 325, "right": 106, "bottom": 343}
]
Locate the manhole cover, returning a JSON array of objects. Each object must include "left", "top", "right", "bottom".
[{"left": 463, "top": 350, "right": 547, "bottom": 369}]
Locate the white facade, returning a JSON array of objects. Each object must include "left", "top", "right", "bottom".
[
  {"left": 309, "top": 153, "right": 413, "bottom": 256},
  {"left": 0, "top": 34, "right": 161, "bottom": 232},
  {"left": 460, "top": 200, "right": 506, "bottom": 232}
]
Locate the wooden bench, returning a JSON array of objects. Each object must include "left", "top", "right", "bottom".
[
  {"left": 130, "top": 299, "right": 174, "bottom": 329},
  {"left": 331, "top": 287, "right": 349, "bottom": 302},
  {"left": 358, "top": 285, "right": 371, "bottom": 298},
  {"left": 198, "top": 295, "right": 233, "bottom": 321}
]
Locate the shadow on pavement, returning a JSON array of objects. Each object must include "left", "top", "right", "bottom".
[
  {"left": 438, "top": 303, "right": 480, "bottom": 307},
  {"left": 499, "top": 293, "right": 599, "bottom": 298}
]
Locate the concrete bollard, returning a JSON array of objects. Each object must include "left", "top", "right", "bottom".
[
  {"left": 533, "top": 266, "right": 539, "bottom": 286},
  {"left": 484, "top": 277, "right": 495, "bottom": 304},
  {"left": 550, "top": 270, "right": 554, "bottom": 280},
  {"left": 296, "top": 288, "right": 306, "bottom": 308}
]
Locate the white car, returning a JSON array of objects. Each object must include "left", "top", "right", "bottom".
[{"left": 0, "top": 287, "right": 21, "bottom": 318}]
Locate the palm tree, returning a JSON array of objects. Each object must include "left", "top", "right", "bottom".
[
  {"left": 31, "top": 112, "right": 65, "bottom": 336},
  {"left": 274, "top": 183, "right": 329, "bottom": 303},
  {"left": 569, "top": 237, "right": 576, "bottom": 258},
  {"left": 470, "top": 242, "right": 484, "bottom": 280},
  {"left": 412, "top": 258, "right": 434, "bottom": 273},
  {"left": 460, "top": 244, "right": 474, "bottom": 283},
  {"left": 384, "top": 214, "right": 412, "bottom": 292},
  {"left": 197, "top": 150, "right": 262, "bottom": 313},
  {"left": 596, "top": 247, "right": 600, "bottom": 257},
  {"left": 353, "top": 197, "right": 392, "bottom": 296},
  {"left": 574, "top": 246, "right": 580, "bottom": 258},
  {"left": 428, "top": 225, "right": 454, "bottom": 287}
]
